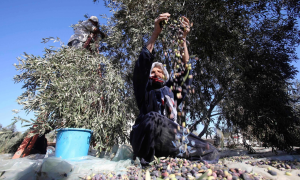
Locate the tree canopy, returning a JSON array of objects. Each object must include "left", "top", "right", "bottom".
[
  {"left": 13, "top": 0, "right": 300, "bottom": 151},
  {"left": 97, "top": 0, "right": 300, "bottom": 150}
]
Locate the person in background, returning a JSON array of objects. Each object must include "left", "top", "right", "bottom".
[{"left": 68, "top": 16, "right": 106, "bottom": 53}]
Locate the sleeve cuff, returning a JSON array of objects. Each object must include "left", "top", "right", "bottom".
[{"left": 143, "top": 46, "right": 155, "bottom": 59}]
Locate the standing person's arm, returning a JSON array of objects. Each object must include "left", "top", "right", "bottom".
[{"left": 82, "top": 20, "right": 97, "bottom": 32}]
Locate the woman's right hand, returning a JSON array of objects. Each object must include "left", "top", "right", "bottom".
[
  {"left": 146, "top": 13, "right": 170, "bottom": 53},
  {"left": 153, "top": 13, "right": 170, "bottom": 36}
]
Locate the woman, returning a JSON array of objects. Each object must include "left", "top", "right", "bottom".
[
  {"left": 68, "top": 16, "right": 106, "bottom": 53},
  {"left": 130, "top": 13, "right": 219, "bottom": 166}
]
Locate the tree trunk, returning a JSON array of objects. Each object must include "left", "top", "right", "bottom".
[{"left": 198, "top": 121, "right": 209, "bottom": 138}]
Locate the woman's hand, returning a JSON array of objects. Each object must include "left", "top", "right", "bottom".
[
  {"left": 153, "top": 13, "right": 171, "bottom": 36},
  {"left": 146, "top": 13, "right": 170, "bottom": 53}
]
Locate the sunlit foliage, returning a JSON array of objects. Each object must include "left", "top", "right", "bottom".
[{"left": 13, "top": 39, "right": 133, "bottom": 148}]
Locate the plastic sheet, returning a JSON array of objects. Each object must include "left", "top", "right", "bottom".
[
  {"left": 0, "top": 154, "right": 44, "bottom": 180},
  {"left": 0, "top": 153, "right": 133, "bottom": 180},
  {"left": 112, "top": 144, "right": 134, "bottom": 161}
]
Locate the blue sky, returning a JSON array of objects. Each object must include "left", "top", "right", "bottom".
[{"left": 0, "top": 0, "right": 299, "bottom": 133}]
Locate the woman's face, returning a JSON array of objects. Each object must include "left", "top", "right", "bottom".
[{"left": 151, "top": 67, "right": 164, "bottom": 79}]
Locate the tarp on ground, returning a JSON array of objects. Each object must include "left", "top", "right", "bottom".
[{"left": 0, "top": 153, "right": 133, "bottom": 180}]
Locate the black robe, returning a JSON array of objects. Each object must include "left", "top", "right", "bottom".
[{"left": 130, "top": 47, "right": 219, "bottom": 165}]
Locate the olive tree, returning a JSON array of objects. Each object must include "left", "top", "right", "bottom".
[
  {"left": 13, "top": 38, "right": 133, "bottom": 149},
  {"left": 96, "top": 0, "right": 300, "bottom": 150}
]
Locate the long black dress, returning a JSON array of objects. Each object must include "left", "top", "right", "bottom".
[{"left": 130, "top": 47, "right": 219, "bottom": 165}]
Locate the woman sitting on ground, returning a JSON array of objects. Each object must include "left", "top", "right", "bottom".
[{"left": 130, "top": 13, "right": 219, "bottom": 166}]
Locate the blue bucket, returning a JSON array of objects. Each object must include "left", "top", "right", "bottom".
[{"left": 55, "top": 128, "right": 93, "bottom": 160}]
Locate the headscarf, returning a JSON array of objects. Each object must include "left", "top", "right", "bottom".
[
  {"left": 148, "top": 62, "right": 169, "bottom": 89},
  {"left": 149, "top": 62, "right": 169, "bottom": 81}
]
